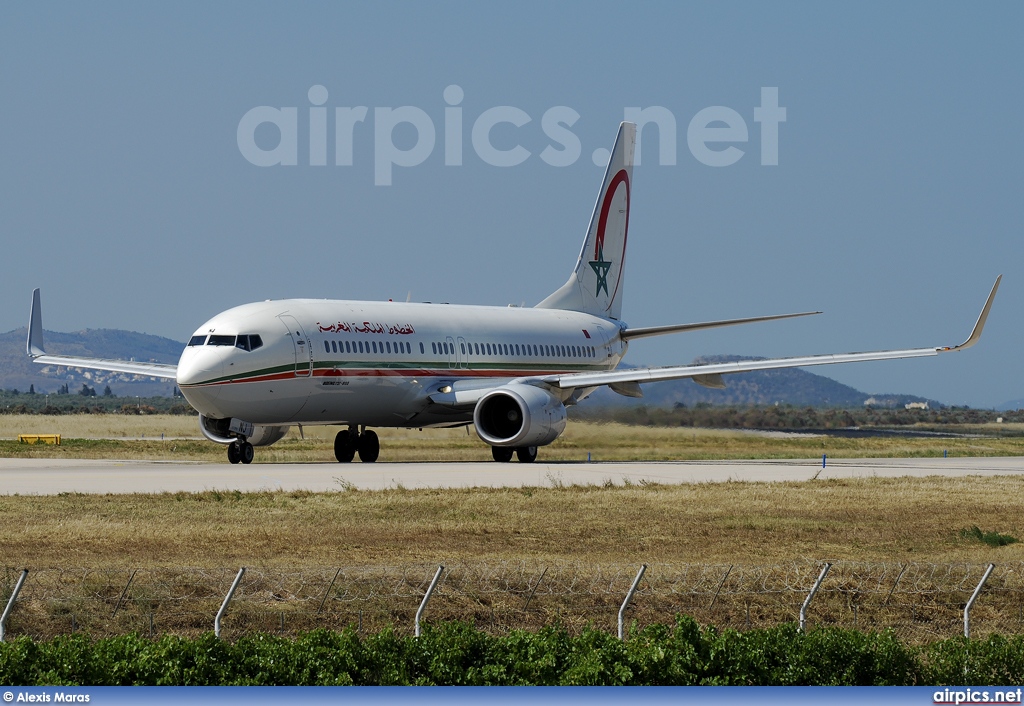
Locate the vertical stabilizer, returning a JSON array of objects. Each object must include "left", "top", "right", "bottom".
[{"left": 537, "top": 122, "right": 635, "bottom": 320}]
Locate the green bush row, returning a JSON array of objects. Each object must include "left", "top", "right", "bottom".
[{"left": 2, "top": 619, "right": 1023, "bottom": 686}]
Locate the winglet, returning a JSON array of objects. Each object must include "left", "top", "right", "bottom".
[
  {"left": 27, "top": 288, "right": 45, "bottom": 357},
  {"left": 942, "top": 274, "right": 1001, "bottom": 352}
]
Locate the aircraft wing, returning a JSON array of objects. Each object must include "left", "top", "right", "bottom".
[
  {"left": 29, "top": 353, "right": 178, "bottom": 380},
  {"left": 26, "top": 289, "right": 179, "bottom": 381},
  {"left": 545, "top": 275, "right": 1001, "bottom": 393}
]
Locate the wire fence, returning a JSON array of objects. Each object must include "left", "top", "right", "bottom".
[{"left": 3, "top": 562, "right": 1023, "bottom": 643}]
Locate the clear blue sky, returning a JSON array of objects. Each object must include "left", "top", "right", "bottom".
[{"left": 1, "top": 2, "right": 1021, "bottom": 407}]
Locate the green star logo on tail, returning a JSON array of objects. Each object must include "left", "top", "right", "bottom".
[{"left": 589, "top": 245, "right": 612, "bottom": 297}]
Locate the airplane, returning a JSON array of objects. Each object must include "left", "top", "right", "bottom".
[{"left": 25, "top": 122, "right": 1001, "bottom": 465}]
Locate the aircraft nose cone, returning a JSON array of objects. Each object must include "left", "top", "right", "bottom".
[{"left": 175, "top": 350, "right": 223, "bottom": 414}]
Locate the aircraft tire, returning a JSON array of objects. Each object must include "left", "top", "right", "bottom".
[
  {"left": 334, "top": 430, "right": 357, "bottom": 463},
  {"left": 240, "top": 442, "right": 255, "bottom": 464},
  {"left": 516, "top": 446, "right": 538, "bottom": 463},
  {"left": 227, "top": 443, "right": 241, "bottom": 464},
  {"left": 491, "top": 446, "right": 514, "bottom": 463},
  {"left": 358, "top": 430, "right": 379, "bottom": 463}
]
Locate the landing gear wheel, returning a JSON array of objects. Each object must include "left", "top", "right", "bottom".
[
  {"left": 491, "top": 446, "right": 514, "bottom": 463},
  {"left": 334, "top": 430, "right": 356, "bottom": 463},
  {"left": 516, "top": 446, "right": 538, "bottom": 463},
  {"left": 357, "top": 430, "right": 379, "bottom": 463},
  {"left": 239, "top": 441, "right": 255, "bottom": 465},
  {"left": 227, "top": 443, "right": 241, "bottom": 464}
]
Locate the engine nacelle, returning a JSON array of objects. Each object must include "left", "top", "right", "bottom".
[
  {"left": 199, "top": 415, "right": 289, "bottom": 447},
  {"left": 473, "top": 384, "right": 567, "bottom": 448}
]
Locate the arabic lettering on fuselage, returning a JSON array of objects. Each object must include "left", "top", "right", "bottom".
[{"left": 317, "top": 321, "right": 415, "bottom": 335}]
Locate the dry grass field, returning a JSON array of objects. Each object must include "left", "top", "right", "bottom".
[{"left": 2, "top": 475, "right": 1023, "bottom": 568}]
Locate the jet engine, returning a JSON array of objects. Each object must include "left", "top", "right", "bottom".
[
  {"left": 199, "top": 414, "right": 290, "bottom": 447},
  {"left": 473, "top": 384, "right": 567, "bottom": 448}
]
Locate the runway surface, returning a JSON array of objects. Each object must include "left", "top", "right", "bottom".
[{"left": 1, "top": 456, "right": 1022, "bottom": 495}]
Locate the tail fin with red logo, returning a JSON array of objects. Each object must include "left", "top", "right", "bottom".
[{"left": 536, "top": 121, "right": 636, "bottom": 321}]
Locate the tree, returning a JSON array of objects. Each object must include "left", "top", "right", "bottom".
[
  {"left": 103, "top": 385, "right": 113, "bottom": 397},
  {"left": 79, "top": 384, "right": 96, "bottom": 397},
  {"left": 28, "top": 384, "right": 35, "bottom": 395}
]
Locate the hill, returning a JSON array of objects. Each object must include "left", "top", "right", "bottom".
[
  {"left": 585, "top": 356, "right": 939, "bottom": 409},
  {"left": 0, "top": 327, "right": 182, "bottom": 398}
]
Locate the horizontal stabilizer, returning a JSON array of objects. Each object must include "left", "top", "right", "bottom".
[{"left": 621, "top": 311, "right": 820, "bottom": 341}]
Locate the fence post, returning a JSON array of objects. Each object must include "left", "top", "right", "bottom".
[
  {"left": 964, "top": 563, "right": 995, "bottom": 638},
  {"left": 618, "top": 564, "right": 647, "bottom": 640},
  {"left": 884, "top": 563, "right": 908, "bottom": 605},
  {"left": 800, "top": 562, "right": 832, "bottom": 632},
  {"left": 1, "top": 569, "right": 29, "bottom": 642},
  {"left": 522, "top": 567, "right": 548, "bottom": 611},
  {"left": 111, "top": 569, "right": 137, "bottom": 618},
  {"left": 415, "top": 565, "right": 444, "bottom": 638},
  {"left": 708, "top": 565, "right": 733, "bottom": 610},
  {"left": 318, "top": 568, "right": 342, "bottom": 614},
  {"left": 215, "top": 567, "right": 245, "bottom": 639}
]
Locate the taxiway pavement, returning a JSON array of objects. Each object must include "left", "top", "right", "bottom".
[{"left": 1, "top": 456, "right": 1022, "bottom": 495}]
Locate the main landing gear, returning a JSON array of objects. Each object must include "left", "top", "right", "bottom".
[
  {"left": 227, "top": 439, "right": 254, "bottom": 465},
  {"left": 492, "top": 445, "right": 538, "bottom": 463},
  {"left": 334, "top": 427, "right": 380, "bottom": 463}
]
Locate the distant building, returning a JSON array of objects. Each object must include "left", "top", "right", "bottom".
[{"left": 904, "top": 402, "right": 929, "bottom": 410}]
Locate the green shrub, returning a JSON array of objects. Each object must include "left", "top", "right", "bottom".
[{"left": 2, "top": 620, "right": 1024, "bottom": 686}]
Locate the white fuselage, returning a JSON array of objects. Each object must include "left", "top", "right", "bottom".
[{"left": 177, "top": 299, "right": 628, "bottom": 428}]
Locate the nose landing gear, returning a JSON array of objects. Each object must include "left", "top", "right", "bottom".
[
  {"left": 334, "top": 426, "right": 380, "bottom": 463},
  {"left": 228, "top": 439, "right": 254, "bottom": 465}
]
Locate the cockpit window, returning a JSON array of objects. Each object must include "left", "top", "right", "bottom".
[
  {"left": 235, "top": 334, "right": 264, "bottom": 352},
  {"left": 188, "top": 335, "right": 207, "bottom": 347},
  {"left": 208, "top": 335, "right": 236, "bottom": 346}
]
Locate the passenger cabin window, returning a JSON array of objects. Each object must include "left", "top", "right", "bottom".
[
  {"left": 188, "top": 335, "right": 207, "bottom": 346},
  {"left": 208, "top": 335, "right": 235, "bottom": 346}
]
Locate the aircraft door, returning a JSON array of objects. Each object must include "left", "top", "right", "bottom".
[
  {"left": 445, "top": 335, "right": 457, "bottom": 369},
  {"left": 279, "top": 315, "right": 312, "bottom": 377}
]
